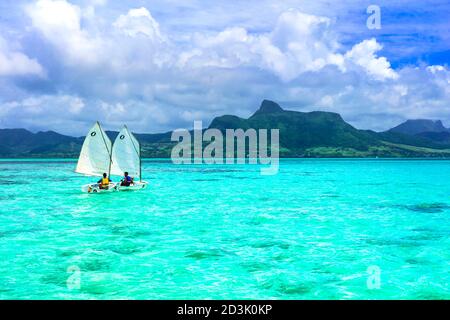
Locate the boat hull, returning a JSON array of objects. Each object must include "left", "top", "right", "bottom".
[
  {"left": 81, "top": 183, "right": 117, "bottom": 193},
  {"left": 115, "top": 181, "right": 148, "bottom": 191},
  {"left": 81, "top": 181, "right": 148, "bottom": 193}
]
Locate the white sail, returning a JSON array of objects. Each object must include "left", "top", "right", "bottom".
[
  {"left": 75, "top": 122, "right": 112, "bottom": 177},
  {"left": 110, "top": 125, "right": 140, "bottom": 179}
]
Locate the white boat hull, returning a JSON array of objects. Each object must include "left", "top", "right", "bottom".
[
  {"left": 81, "top": 183, "right": 117, "bottom": 193},
  {"left": 115, "top": 181, "right": 148, "bottom": 191},
  {"left": 81, "top": 181, "right": 148, "bottom": 193}
]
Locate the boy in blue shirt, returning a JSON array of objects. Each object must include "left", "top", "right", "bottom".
[{"left": 120, "top": 172, "right": 133, "bottom": 186}]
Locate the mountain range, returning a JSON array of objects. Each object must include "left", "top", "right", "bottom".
[{"left": 2, "top": 99, "right": 450, "bottom": 158}]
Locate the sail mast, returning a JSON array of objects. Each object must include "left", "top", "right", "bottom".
[{"left": 139, "top": 142, "right": 142, "bottom": 181}]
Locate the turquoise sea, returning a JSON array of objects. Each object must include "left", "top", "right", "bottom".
[{"left": 0, "top": 159, "right": 449, "bottom": 299}]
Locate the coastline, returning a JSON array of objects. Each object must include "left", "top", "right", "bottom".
[{"left": 3, "top": 157, "right": 450, "bottom": 161}]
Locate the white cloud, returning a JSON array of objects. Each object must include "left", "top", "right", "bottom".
[
  {"left": 178, "top": 10, "right": 345, "bottom": 81},
  {"left": 24, "top": 4, "right": 395, "bottom": 82},
  {"left": 427, "top": 65, "right": 445, "bottom": 74},
  {"left": 26, "top": 0, "right": 101, "bottom": 65},
  {"left": 177, "top": 10, "right": 396, "bottom": 82},
  {"left": 25, "top": 1, "right": 173, "bottom": 71},
  {"left": 345, "top": 38, "right": 398, "bottom": 81},
  {"left": 68, "top": 96, "right": 86, "bottom": 114},
  {"left": 113, "top": 7, "right": 164, "bottom": 41},
  {"left": 0, "top": 37, "right": 44, "bottom": 77}
]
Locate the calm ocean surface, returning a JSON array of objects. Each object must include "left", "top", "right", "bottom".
[{"left": 0, "top": 159, "right": 449, "bottom": 299}]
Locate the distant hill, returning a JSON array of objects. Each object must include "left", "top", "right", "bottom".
[
  {"left": 0, "top": 128, "right": 82, "bottom": 157},
  {"left": 385, "top": 119, "right": 450, "bottom": 146},
  {"left": 0, "top": 128, "right": 173, "bottom": 158},
  {"left": 389, "top": 119, "right": 449, "bottom": 135},
  {"left": 2, "top": 100, "right": 450, "bottom": 158},
  {"left": 251, "top": 99, "right": 284, "bottom": 116},
  {"left": 210, "top": 100, "right": 380, "bottom": 156},
  {"left": 416, "top": 131, "right": 450, "bottom": 144}
]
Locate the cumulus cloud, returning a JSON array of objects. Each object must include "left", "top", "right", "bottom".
[
  {"left": 345, "top": 39, "right": 398, "bottom": 80},
  {"left": 177, "top": 10, "right": 345, "bottom": 81},
  {"left": 26, "top": 0, "right": 101, "bottom": 65},
  {"left": 177, "top": 10, "right": 395, "bottom": 82},
  {"left": 0, "top": 36, "right": 44, "bottom": 77},
  {"left": 23, "top": 3, "right": 395, "bottom": 82},
  {"left": 113, "top": 7, "right": 164, "bottom": 40}
]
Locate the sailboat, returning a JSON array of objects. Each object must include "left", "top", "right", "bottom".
[
  {"left": 76, "top": 122, "right": 116, "bottom": 193},
  {"left": 110, "top": 125, "right": 148, "bottom": 191},
  {"left": 75, "top": 122, "right": 148, "bottom": 193}
]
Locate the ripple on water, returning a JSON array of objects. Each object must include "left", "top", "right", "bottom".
[
  {"left": 405, "top": 258, "right": 431, "bottom": 265},
  {"left": 80, "top": 271, "right": 134, "bottom": 297},
  {"left": 0, "top": 195, "right": 15, "bottom": 200},
  {"left": 107, "top": 224, "right": 154, "bottom": 239},
  {"left": 131, "top": 229, "right": 154, "bottom": 237},
  {"left": 185, "top": 249, "right": 224, "bottom": 260},
  {"left": 67, "top": 251, "right": 114, "bottom": 272},
  {"left": 192, "top": 168, "right": 243, "bottom": 173},
  {"left": 250, "top": 215, "right": 277, "bottom": 226},
  {"left": 258, "top": 275, "right": 312, "bottom": 296},
  {"left": 0, "top": 228, "right": 44, "bottom": 238},
  {"left": 357, "top": 182, "right": 388, "bottom": 186},
  {"left": 402, "top": 232, "right": 445, "bottom": 242},
  {"left": 41, "top": 271, "right": 68, "bottom": 287},
  {"left": 276, "top": 283, "right": 312, "bottom": 295},
  {"left": 241, "top": 261, "right": 273, "bottom": 273},
  {"left": 109, "top": 224, "right": 133, "bottom": 235},
  {"left": 57, "top": 249, "right": 81, "bottom": 258},
  {"left": 365, "top": 238, "right": 423, "bottom": 248},
  {"left": 250, "top": 240, "right": 291, "bottom": 250},
  {"left": 223, "top": 175, "right": 261, "bottom": 180},
  {"left": 80, "top": 257, "right": 111, "bottom": 272},
  {"left": 0, "top": 179, "right": 28, "bottom": 185},
  {"left": 297, "top": 172, "right": 317, "bottom": 176},
  {"left": 104, "top": 241, "right": 144, "bottom": 255},
  {"left": 40, "top": 263, "right": 72, "bottom": 287},
  {"left": 320, "top": 193, "right": 339, "bottom": 198}
]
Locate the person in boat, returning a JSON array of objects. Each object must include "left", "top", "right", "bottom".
[
  {"left": 120, "top": 172, "right": 134, "bottom": 186},
  {"left": 97, "top": 173, "right": 112, "bottom": 189}
]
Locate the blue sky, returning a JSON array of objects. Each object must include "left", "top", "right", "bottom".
[{"left": 0, "top": 0, "right": 449, "bottom": 135}]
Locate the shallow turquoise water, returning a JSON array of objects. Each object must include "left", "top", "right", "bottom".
[{"left": 0, "top": 159, "right": 449, "bottom": 299}]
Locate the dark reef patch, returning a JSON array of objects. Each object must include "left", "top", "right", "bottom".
[
  {"left": 185, "top": 249, "right": 224, "bottom": 260},
  {"left": 395, "top": 202, "right": 450, "bottom": 213}
]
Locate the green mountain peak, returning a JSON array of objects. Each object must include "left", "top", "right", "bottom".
[{"left": 251, "top": 100, "right": 284, "bottom": 117}]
